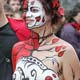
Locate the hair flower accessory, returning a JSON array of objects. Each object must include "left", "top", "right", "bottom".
[
  {"left": 58, "top": 7, "right": 64, "bottom": 16},
  {"left": 23, "top": 0, "right": 28, "bottom": 9},
  {"left": 52, "top": 0, "right": 60, "bottom": 9}
]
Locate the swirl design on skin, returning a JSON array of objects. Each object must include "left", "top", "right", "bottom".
[{"left": 13, "top": 56, "right": 60, "bottom": 80}]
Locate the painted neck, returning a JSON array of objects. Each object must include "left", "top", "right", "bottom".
[
  {"left": 32, "top": 22, "right": 53, "bottom": 38},
  {"left": 32, "top": 22, "right": 54, "bottom": 45}
]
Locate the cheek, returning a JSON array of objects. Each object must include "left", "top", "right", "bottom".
[
  {"left": 35, "top": 16, "right": 45, "bottom": 23},
  {"left": 35, "top": 16, "right": 41, "bottom": 22}
]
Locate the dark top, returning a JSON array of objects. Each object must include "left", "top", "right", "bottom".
[
  {"left": 0, "top": 23, "right": 19, "bottom": 80},
  {"left": 60, "top": 23, "right": 80, "bottom": 60}
]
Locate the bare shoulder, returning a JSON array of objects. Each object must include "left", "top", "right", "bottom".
[
  {"left": 58, "top": 38, "right": 79, "bottom": 60},
  {"left": 53, "top": 37, "right": 79, "bottom": 63},
  {"left": 58, "top": 38, "right": 80, "bottom": 79},
  {"left": 52, "top": 36, "right": 76, "bottom": 55},
  {"left": 59, "top": 38, "right": 78, "bottom": 56}
]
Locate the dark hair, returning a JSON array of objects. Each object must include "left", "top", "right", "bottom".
[
  {"left": 40, "top": 0, "right": 61, "bottom": 25},
  {"left": 22, "top": 0, "right": 61, "bottom": 25},
  {"left": 7, "top": 0, "right": 10, "bottom": 4},
  {"left": 66, "top": 3, "right": 80, "bottom": 22}
]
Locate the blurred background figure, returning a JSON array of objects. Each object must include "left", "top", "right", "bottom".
[
  {"left": 60, "top": 3, "right": 80, "bottom": 60},
  {"left": 4, "top": 4, "right": 13, "bottom": 17},
  {"left": 0, "top": 0, "right": 33, "bottom": 80},
  {"left": 60, "top": 0, "right": 80, "bottom": 11},
  {"left": 7, "top": 0, "right": 21, "bottom": 12},
  {"left": 53, "top": 7, "right": 66, "bottom": 37},
  {"left": 7, "top": 0, "right": 22, "bottom": 19}
]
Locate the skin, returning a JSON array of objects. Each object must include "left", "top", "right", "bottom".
[
  {"left": 9, "top": 0, "right": 21, "bottom": 12},
  {"left": 0, "top": 0, "right": 22, "bottom": 27},
  {"left": 0, "top": 0, "right": 8, "bottom": 27},
  {"left": 73, "top": 12, "right": 80, "bottom": 25},
  {"left": 13, "top": 31, "right": 80, "bottom": 80},
  {"left": 13, "top": 0, "right": 80, "bottom": 80}
]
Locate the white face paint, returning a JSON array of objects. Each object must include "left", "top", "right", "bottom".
[
  {"left": 13, "top": 57, "right": 60, "bottom": 80},
  {"left": 26, "top": 0, "right": 47, "bottom": 29}
]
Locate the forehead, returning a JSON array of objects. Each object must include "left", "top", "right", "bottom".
[
  {"left": 9, "top": 0, "right": 20, "bottom": 3},
  {"left": 28, "top": 0, "right": 42, "bottom": 7}
]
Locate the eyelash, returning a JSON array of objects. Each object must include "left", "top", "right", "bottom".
[{"left": 30, "top": 8, "right": 39, "bottom": 12}]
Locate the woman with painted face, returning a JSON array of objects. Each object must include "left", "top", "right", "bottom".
[{"left": 12, "top": 0, "right": 80, "bottom": 80}]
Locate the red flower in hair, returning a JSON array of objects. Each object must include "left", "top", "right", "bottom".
[
  {"left": 52, "top": 0, "right": 60, "bottom": 9},
  {"left": 58, "top": 7, "right": 64, "bottom": 16},
  {"left": 23, "top": 0, "right": 28, "bottom": 9}
]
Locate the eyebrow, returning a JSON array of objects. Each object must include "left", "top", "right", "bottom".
[{"left": 31, "top": 6, "right": 40, "bottom": 9}]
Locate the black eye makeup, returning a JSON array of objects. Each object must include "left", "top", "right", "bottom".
[{"left": 30, "top": 7, "right": 39, "bottom": 13}]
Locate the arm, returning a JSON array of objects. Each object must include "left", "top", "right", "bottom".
[
  {"left": 62, "top": 46, "right": 80, "bottom": 80},
  {"left": 0, "top": 0, "right": 8, "bottom": 27}
]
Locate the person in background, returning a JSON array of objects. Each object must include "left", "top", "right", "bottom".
[
  {"left": 60, "top": 3, "right": 80, "bottom": 60},
  {"left": 4, "top": 4, "right": 14, "bottom": 17},
  {"left": 12, "top": 0, "right": 80, "bottom": 80},
  {"left": 7, "top": 0, "right": 21, "bottom": 12},
  {"left": 0, "top": 0, "right": 19, "bottom": 79},
  {"left": 7, "top": 0, "right": 22, "bottom": 19},
  {"left": 0, "top": 0, "right": 38, "bottom": 80}
]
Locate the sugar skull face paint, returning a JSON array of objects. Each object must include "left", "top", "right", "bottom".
[{"left": 26, "top": 0, "right": 47, "bottom": 29}]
